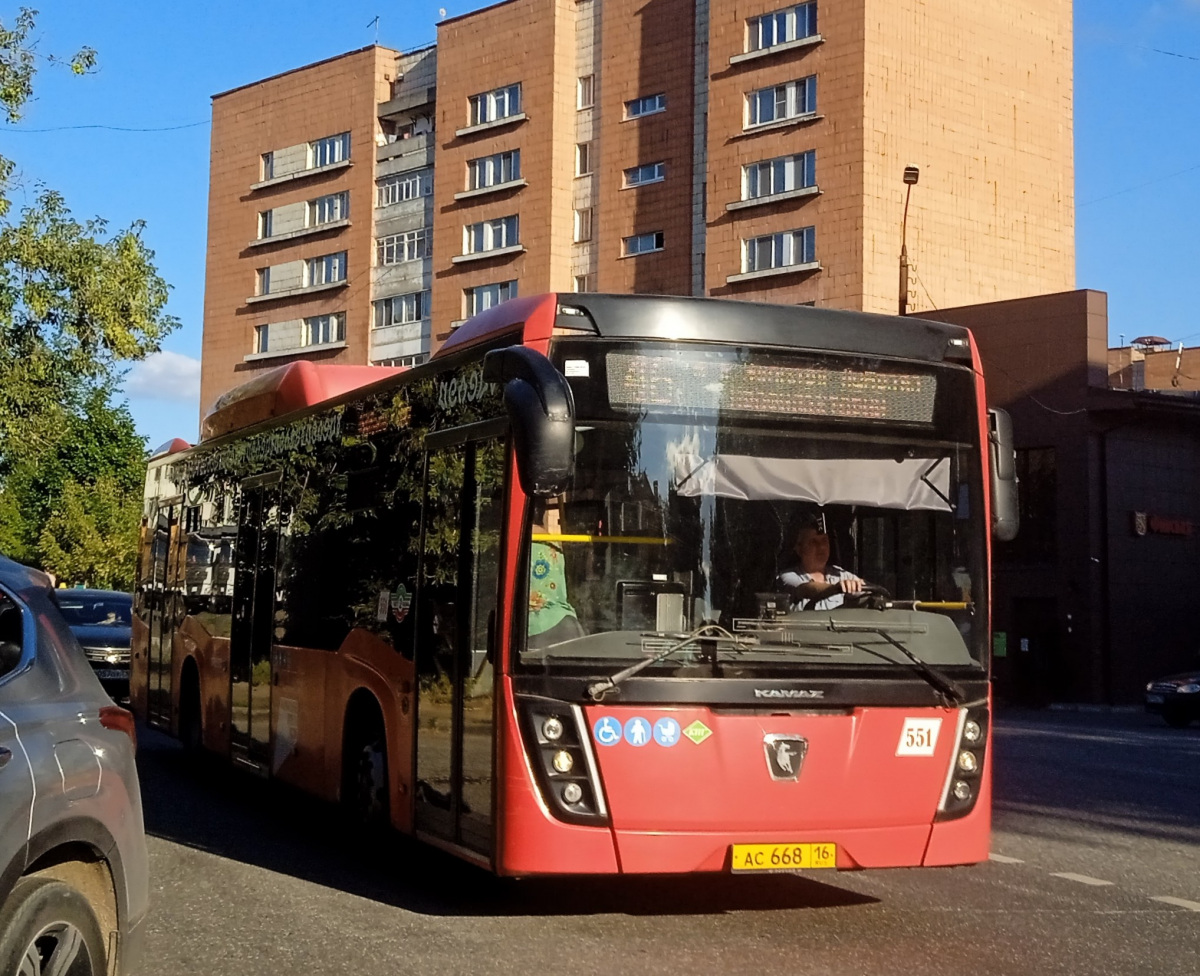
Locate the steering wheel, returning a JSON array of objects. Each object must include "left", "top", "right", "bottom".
[{"left": 801, "top": 581, "right": 891, "bottom": 611}]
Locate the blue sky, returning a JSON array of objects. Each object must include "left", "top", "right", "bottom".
[{"left": 4, "top": 0, "right": 1199, "bottom": 449}]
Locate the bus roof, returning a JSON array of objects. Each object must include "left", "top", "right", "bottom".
[{"left": 200, "top": 360, "right": 404, "bottom": 442}]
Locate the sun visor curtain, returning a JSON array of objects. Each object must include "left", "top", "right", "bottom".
[{"left": 672, "top": 455, "right": 952, "bottom": 511}]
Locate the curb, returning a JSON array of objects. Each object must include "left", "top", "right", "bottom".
[{"left": 1046, "top": 703, "right": 1141, "bottom": 714}]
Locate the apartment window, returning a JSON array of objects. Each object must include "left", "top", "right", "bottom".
[
  {"left": 464, "top": 215, "right": 519, "bottom": 254},
  {"left": 254, "top": 324, "right": 269, "bottom": 353},
  {"left": 377, "top": 229, "right": 431, "bottom": 265},
  {"left": 747, "top": 1, "right": 817, "bottom": 52},
  {"left": 377, "top": 170, "right": 432, "bottom": 207},
  {"left": 306, "top": 251, "right": 347, "bottom": 286},
  {"left": 574, "top": 208, "right": 593, "bottom": 243},
  {"left": 260, "top": 152, "right": 274, "bottom": 181},
  {"left": 624, "top": 162, "right": 666, "bottom": 187},
  {"left": 578, "top": 75, "right": 595, "bottom": 109},
  {"left": 376, "top": 354, "right": 428, "bottom": 367},
  {"left": 310, "top": 132, "right": 351, "bottom": 168},
  {"left": 467, "top": 150, "right": 521, "bottom": 190},
  {"left": 624, "top": 93, "right": 667, "bottom": 119},
  {"left": 308, "top": 191, "right": 349, "bottom": 226},
  {"left": 257, "top": 210, "right": 273, "bottom": 240},
  {"left": 743, "top": 226, "right": 815, "bottom": 272},
  {"left": 373, "top": 291, "right": 430, "bottom": 328},
  {"left": 255, "top": 267, "right": 270, "bottom": 296},
  {"left": 304, "top": 312, "right": 346, "bottom": 346},
  {"left": 573, "top": 273, "right": 595, "bottom": 292},
  {"left": 469, "top": 83, "right": 522, "bottom": 126},
  {"left": 743, "top": 150, "right": 816, "bottom": 199},
  {"left": 746, "top": 76, "right": 816, "bottom": 127},
  {"left": 623, "top": 231, "right": 664, "bottom": 256},
  {"left": 576, "top": 142, "right": 592, "bottom": 176},
  {"left": 466, "top": 280, "right": 518, "bottom": 317}
]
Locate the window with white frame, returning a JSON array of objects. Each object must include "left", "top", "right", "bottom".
[
  {"left": 573, "top": 273, "right": 595, "bottom": 292},
  {"left": 469, "top": 83, "right": 522, "bottom": 126},
  {"left": 306, "top": 251, "right": 347, "bottom": 286},
  {"left": 255, "top": 267, "right": 271, "bottom": 296},
  {"left": 467, "top": 150, "right": 521, "bottom": 190},
  {"left": 304, "top": 312, "right": 346, "bottom": 346},
  {"left": 377, "top": 170, "right": 432, "bottom": 207},
  {"left": 742, "top": 226, "right": 815, "bottom": 272},
  {"left": 624, "top": 93, "right": 667, "bottom": 118},
  {"left": 257, "top": 210, "right": 273, "bottom": 240},
  {"left": 376, "top": 228, "right": 431, "bottom": 265},
  {"left": 622, "top": 231, "right": 664, "bottom": 256},
  {"left": 466, "top": 280, "right": 518, "bottom": 317},
  {"left": 578, "top": 75, "right": 595, "bottom": 109},
  {"left": 375, "top": 354, "right": 428, "bottom": 367},
  {"left": 464, "top": 215, "right": 519, "bottom": 254},
  {"left": 743, "top": 150, "right": 816, "bottom": 200},
  {"left": 574, "top": 208, "right": 593, "bottom": 243},
  {"left": 308, "top": 191, "right": 349, "bottom": 226},
  {"left": 576, "top": 142, "right": 592, "bottom": 176},
  {"left": 747, "top": 1, "right": 817, "bottom": 52},
  {"left": 373, "top": 291, "right": 430, "bottom": 328},
  {"left": 624, "top": 161, "right": 666, "bottom": 187},
  {"left": 746, "top": 75, "right": 816, "bottom": 127},
  {"left": 310, "top": 132, "right": 351, "bottom": 168},
  {"left": 254, "top": 324, "right": 269, "bottom": 353},
  {"left": 260, "top": 152, "right": 274, "bottom": 181}
]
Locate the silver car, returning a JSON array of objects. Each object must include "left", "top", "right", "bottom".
[{"left": 0, "top": 557, "right": 148, "bottom": 975}]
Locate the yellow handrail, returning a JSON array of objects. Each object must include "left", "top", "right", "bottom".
[{"left": 532, "top": 533, "right": 672, "bottom": 545}]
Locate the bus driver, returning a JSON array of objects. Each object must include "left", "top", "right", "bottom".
[{"left": 777, "top": 515, "right": 864, "bottom": 611}]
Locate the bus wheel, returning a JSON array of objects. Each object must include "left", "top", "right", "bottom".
[
  {"left": 0, "top": 877, "right": 107, "bottom": 976},
  {"left": 343, "top": 706, "right": 389, "bottom": 828}
]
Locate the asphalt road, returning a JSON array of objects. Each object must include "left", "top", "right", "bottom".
[{"left": 137, "top": 709, "right": 1200, "bottom": 976}]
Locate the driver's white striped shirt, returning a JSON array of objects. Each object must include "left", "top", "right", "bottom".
[{"left": 777, "top": 565, "right": 860, "bottom": 611}]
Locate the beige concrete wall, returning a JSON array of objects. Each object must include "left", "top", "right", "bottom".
[{"left": 858, "top": 0, "right": 1075, "bottom": 315}]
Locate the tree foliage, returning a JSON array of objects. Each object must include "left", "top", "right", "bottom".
[{"left": 0, "top": 9, "right": 176, "bottom": 588}]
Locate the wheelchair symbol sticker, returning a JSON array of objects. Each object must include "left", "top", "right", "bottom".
[{"left": 593, "top": 716, "right": 622, "bottom": 747}]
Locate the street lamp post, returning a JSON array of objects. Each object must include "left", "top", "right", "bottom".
[{"left": 899, "top": 165, "right": 919, "bottom": 316}]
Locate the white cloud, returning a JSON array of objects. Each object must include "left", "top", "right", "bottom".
[{"left": 124, "top": 350, "right": 202, "bottom": 403}]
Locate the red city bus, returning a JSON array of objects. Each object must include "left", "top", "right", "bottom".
[{"left": 131, "top": 293, "right": 1017, "bottom": 876}]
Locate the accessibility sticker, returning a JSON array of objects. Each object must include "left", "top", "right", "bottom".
[
  {"left": 653, "top": 717, "right": 681, "bottom": 747},
  {"left": 593, "top": 716, "right": 622, "bottom": 747},
  {"left": 624, "top": 717, "right": 652, "bottom": 747},
  {"left": 682, "top": 720, "right": 713, "bottom": 745}
]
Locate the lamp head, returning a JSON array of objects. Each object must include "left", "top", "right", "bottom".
[{"left": 903, "top": 165, "right": 920, "bottom": 185}]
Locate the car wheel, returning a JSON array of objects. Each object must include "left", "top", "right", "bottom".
[
  {"left": 0, "top": 876, "right": 107, "bottom": 976},
  {"left": 1163, "top": 709, "right": 1193, "bottom": 729}
]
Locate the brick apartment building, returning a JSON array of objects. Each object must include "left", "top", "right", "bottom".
[{"left": 199, "top": 0, "right": 1074, "bottom": 418}]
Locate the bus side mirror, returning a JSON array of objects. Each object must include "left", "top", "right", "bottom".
[
  {"left": 483, "top": 346, "right": 576, "bottom": 497},
  {"left": 988, "top": 407, "right": 1019, "bottom": 542}
]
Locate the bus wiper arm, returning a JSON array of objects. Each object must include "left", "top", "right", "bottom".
[
  {"left": 586, "top": 624, "right": 748, "bottom": 702},
  {"left": 828, "top": 621, "right": 966, "bottom": 707}
]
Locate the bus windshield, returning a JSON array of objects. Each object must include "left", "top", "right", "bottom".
[{"left": 519, "top": 341, "right": 985, "bottom": 677}]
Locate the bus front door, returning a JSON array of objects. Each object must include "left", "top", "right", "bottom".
[
  {"left": 415, "top": 434, "right": 505, "bottom": 855},
  {"left": 229, "top": 474, "right": 281, "bottom": 773}
]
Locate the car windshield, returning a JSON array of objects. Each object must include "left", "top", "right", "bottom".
[
  {"left": 56, "top": 594, "right": 132, "bottom": 627},
  {"left": 518, "top": 340, "right": 985, "bottom": 678}
]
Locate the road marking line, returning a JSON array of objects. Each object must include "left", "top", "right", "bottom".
[
  {"left": 1151, "top": 896, "right": 1200, "bottom": 912},
  {"left": 988, "top": 853, "right": 1024, "bottom": 864},
  {"left": 1049, "top": 873, "right": 1114, "bottom": 887}
]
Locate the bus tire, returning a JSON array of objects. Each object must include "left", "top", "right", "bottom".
[
  {"left": 0, "top": 877, "right": 107, "bottom": 976},
  {"left": 343, "top": 698, "right": 389, "bottom": 829}
]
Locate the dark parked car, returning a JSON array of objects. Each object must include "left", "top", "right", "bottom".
[
  {"left": 1144, "top": 671, "right": 1200, "bottom": 728},
  {"left": 54, "top": 589, "right": 133, "bottom": 702},
  {"left": 0, "top": 556, "right": 148, "bottom": 975}
]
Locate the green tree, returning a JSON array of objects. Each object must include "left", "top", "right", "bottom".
[{"left": 0, "top": 8, "right": 178, "bottom": 586}]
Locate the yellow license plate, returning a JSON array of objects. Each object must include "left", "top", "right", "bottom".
[{"left": 730, "top": 842, "right": 837, "bottom": 872}]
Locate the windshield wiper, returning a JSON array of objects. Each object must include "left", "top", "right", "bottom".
[
  {"left": 585, "top": 624, "right": 750, "bottom": 702},
  {"left": 827, "top": 620, "right": 967, "bottom": 707}
]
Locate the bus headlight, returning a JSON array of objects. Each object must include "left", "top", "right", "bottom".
[
  {"left": 963, "top": 720, "right": 982, "bottom": 743},
  {"left": 518, "top": 696, "right": 609, "bottom": 825},
  {"left": 957, "top": 750, "right": 978, "bottom": 773},
  {"left": 937, "top": 707, "right": 988, "bottom": 822},
  {"left": 552, "top": 749, "right": 574, "bottom": 773},
  {"left": 542, "top": 716, "right": 565, "bottom": 740}
]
